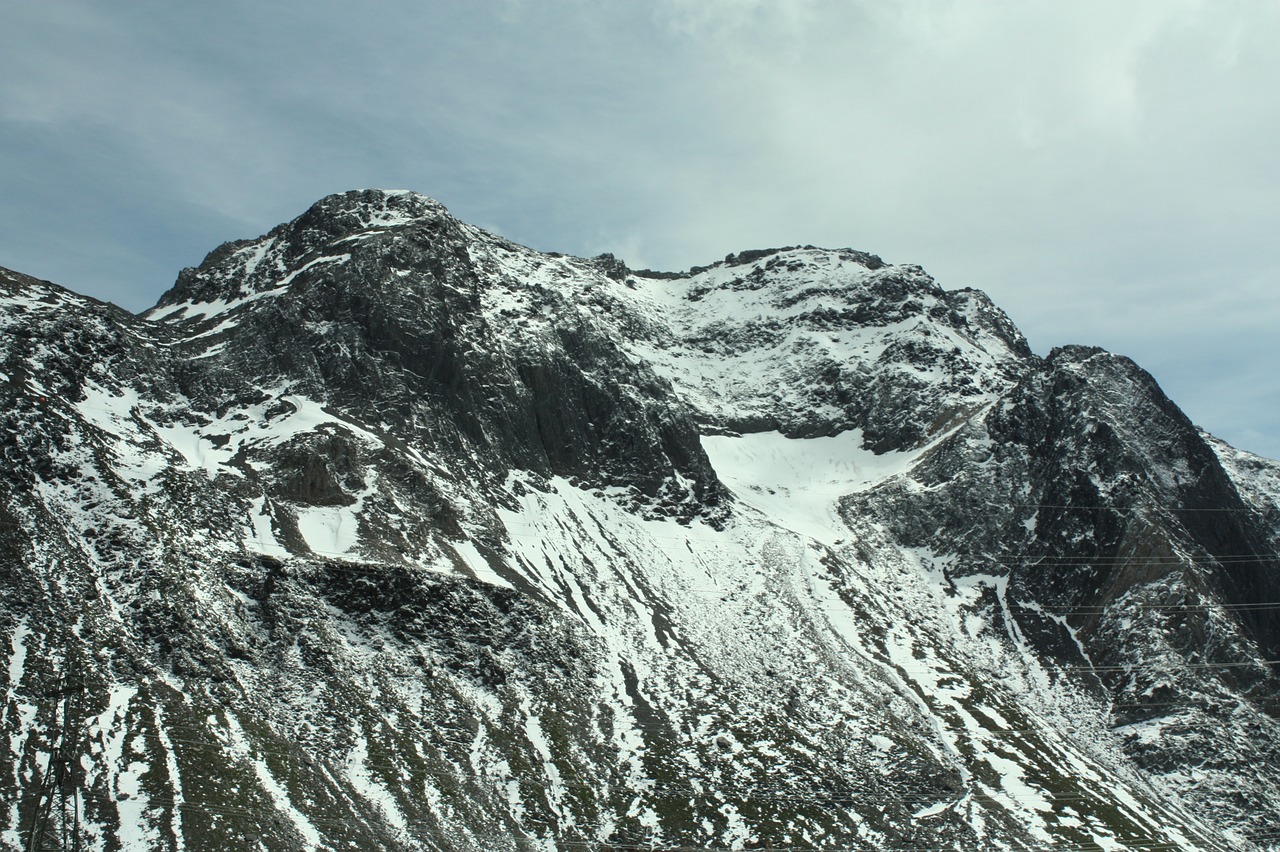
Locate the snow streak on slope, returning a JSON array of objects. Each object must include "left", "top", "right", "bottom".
[{"left": 484, "top": 469, "right": 1227, "bottom": 849}]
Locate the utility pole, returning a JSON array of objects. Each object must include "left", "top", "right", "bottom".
[{"left": 25, "top": 646, "right": 86, "bottom": 852}]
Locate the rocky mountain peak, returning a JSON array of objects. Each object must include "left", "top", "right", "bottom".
[
  {"left": 294, "top": 187, "right": 452, "bottom": 233},
  {"left": 3, "top": 191, "right": 1279, "bottom": 850},
  {"left": 150, "top": 189, "right": 457, "bottom": 318}
]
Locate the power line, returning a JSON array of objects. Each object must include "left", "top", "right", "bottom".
[{"left": 1010, "top": 503, "right": 1273, "bottom": 514}]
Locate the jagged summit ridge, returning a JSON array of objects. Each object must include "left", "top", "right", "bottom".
[
  {"left": 149, "top": 187, "right": 1038, "bottom": 450},
  {"left": 150, "top": 188, "right": 454, "bottom": 318}
]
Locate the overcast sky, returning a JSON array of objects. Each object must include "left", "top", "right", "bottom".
[{"left": 3, "top": 0, "right": 1278, "bottom": 457}]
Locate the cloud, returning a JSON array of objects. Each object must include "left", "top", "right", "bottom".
[
  {"left": 651, "top": 0, "right": 818, "bottom": 38},
  {"left": 1, "top": 0, "right": 1278, "bottom": 455}
]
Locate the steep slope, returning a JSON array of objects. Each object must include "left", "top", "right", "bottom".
[
  {"left": 846, "top": 344, "right": 1280, "bottom": 839},
  {"left": 2, "top": 190, "right": 1278, "bottom": 850}
]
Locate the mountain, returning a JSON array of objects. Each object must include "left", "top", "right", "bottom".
[{"left": 2, "top": 188, "right": 1279, "bottom": 851}]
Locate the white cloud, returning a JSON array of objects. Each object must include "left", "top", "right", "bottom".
[{"left": 1, "top": 0, "right": 1278, "bottom": 455}]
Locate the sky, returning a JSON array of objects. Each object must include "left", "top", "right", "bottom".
[{"left": 2, "top": 0, "right": 1278, "bottom": 458}]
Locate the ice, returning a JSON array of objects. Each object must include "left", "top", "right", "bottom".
[
  {"left": 913, "top": 799, "right": 954, "bottom": 819},
  {"left": 176, "top": 313, "right": 242, "bottom": 342},
  {"left": 153, "top": 286, "right": 283, "bottom": 323},
  {"left": 276, "top": 253, "right": 351, "bottom": 288},
  {"left": 126, "top": 388, "right": 384, "bottom": 486},
  {"left": 151, "top": 419, "right": 236, "bottom": 479},
  {"left": 114, "top": 754, "right": 156, "bottom": 852},
  {"left": 75, "top": 380, "right": 142, "bottom": 431}
]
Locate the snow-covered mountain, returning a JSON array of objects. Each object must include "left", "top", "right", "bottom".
[{"left": 3, "top": 189, "right": 1278, "bottom": 850}]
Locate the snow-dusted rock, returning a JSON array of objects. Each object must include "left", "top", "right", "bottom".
[{"left": 2, "top": 190, "right": 1277, "bottom": 850}]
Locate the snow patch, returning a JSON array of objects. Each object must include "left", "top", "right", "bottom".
[
  {"left": 244, "top": 496, "right": 290, "bottom": 559},
  {"left": 701, "top": 430, "right": 925, "bottom": 544},
  {"left": 451, "top": 539, "right": 514, "bottom": 589},
  {"left": 296, "top": 504, "right": 361, "bottom": 556}
]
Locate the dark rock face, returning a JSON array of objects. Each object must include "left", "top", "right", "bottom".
[
  {"left": 157, "top": 190, "right": 721, "bottom": 516},
  {"left": 1, "top": 191, "right": 1278, "bottom": 851}
]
